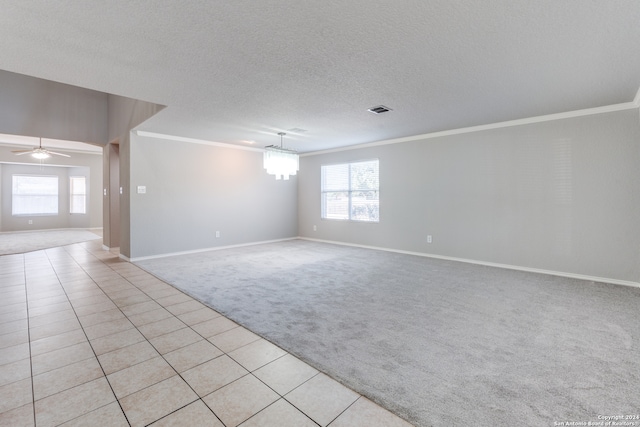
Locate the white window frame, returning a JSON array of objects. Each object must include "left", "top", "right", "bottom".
[
  {"left": 321, "top": 159, "right": 379, "bottom": 222},
  {"left": 12, "top": 175, "right": 59, "bottom": 216},
  {"left": 70, "top": 176, "right": 87, "bottom": 214}
]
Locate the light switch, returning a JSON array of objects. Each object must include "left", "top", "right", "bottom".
[{"left": 137, "top": 186, "right": 146, "bottom": 194}]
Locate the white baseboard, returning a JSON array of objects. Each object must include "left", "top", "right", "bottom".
[
  {"left": 127, "top": 237, "right": 297, "bottom": 262},
  {"left": 298, "top": 237, "right": 640, "bottom": 289}
]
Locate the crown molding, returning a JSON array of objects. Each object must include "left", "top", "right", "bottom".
[
  {"left": 136, "top": 85, "right": 640, "bottom": 158},
  {"left": 134, "top": 131, "right": 264, "bottom": 153},
  {"left": 303, "top": 90, "right": 640, "bottom": 157}
]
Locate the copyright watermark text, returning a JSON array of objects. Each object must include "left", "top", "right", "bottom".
[{"left": 553, "top": 415, "right": 640, "bottom": 426}]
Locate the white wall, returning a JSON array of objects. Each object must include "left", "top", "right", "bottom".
[
  {"left": 128, "top": 134, "right": 298, "bottom": 259},
  {"left": 298, "top": 108, "right": 640, "bottom": 284}
]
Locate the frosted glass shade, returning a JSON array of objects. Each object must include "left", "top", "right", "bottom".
[
  {"left": 31, "top": 150, "right": 50, "bottom": 159},
  {"left": 263, "top": 147, "right": 299, "bottom": 180}
]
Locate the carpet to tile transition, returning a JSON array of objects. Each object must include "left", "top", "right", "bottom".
[{"left": 137, "top": 240, "right": 640, "bottom": 427}]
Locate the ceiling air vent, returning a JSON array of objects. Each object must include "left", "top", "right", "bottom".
[{"left": 368, "top": 105, "right": 392, "bottom": 114}]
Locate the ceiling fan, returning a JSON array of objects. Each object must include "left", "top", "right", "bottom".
[{"left": 12, "top": 138, "right": 70, "bottom": 159}]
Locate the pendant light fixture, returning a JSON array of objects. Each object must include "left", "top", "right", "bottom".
[{"left": 263, "top": 132, "right": 299, "bottom": 180}]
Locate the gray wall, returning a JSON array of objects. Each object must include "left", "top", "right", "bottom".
[
  {"left": 104, "top": 94, "right": 164, "bottom": 252},
  {"left": 105, "top": 143, "right": 121, "bottom": 248},
  {"left": 1, "top": 164, "right": 69, "bottom": 231},
  {"left": 0, "top": 161, "right": 99, "bottom": 232},
  {"left": 0, "top": 70, "right": 108, "bottom": 144},
  {"left": 298, "top": 109, "right": 640, "bottom": 283},
  {"left": 0, "top": 70, "right": 164, "bottom": 248},
  {"left": 128, "top": 134, "right": 298, "bottom": 259},
  {"left": 0, "top": 70, "right": 106, "bottom": 232},
  {"left": 0, "top": 145, "right": 103, "bottom": 232},
  {"left": 107, "top": 94, "right": 164, "bottom": 143},
  {"left": 119, "top": 135, "right": 131, "bottom": 257}
]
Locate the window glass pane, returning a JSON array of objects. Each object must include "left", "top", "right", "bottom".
[
  {"left": 321, "top": 160, "right": 379, "bottom": 222},
  {"left": 13, "top": 175, "right": 58, "bottom": 195},
  {"left": 71, "top": 195, "right": 86, "bottom": 214},
  {"left": 12, "top": 175, "right": 59, "bottom": 215},
  {"left": 322, "top": 191, "right": 349, "bottom": 220},
  {"left": 350, "top": 160, "right": 379, "bottom": 191},
  {"left": 70, "top": 176, "right": 87, "bottom": 214},
  {"left": 13, "top": 195, "right": 58, "bottom": 215},
  {"left": 321, "top": 164, "right": 349, "bottom": 191},
  {"left": 350, "top": 190, "right": 379, "bottom": 221}
]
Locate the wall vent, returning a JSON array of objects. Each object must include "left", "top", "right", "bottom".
[{"left": 368, "top": 105, "right": 392, "bottom": 114}]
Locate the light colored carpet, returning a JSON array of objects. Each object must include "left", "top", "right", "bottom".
[
  {"left": 136, "top": 239, "right": 640, "bottom": 427},
  {"left": 0, "top": 229, "right": 102, "bottom": 255}
]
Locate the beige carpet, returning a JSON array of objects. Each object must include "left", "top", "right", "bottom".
[{"left": 0, "top": 229, "right": 102, "bottom": 255}]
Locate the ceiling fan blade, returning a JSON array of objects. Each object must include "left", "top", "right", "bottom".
[
  {"left": 12, "top": 151, "right": 33, "bottom": 155},
  {"left": 46, "top": 150, "right": 71, "bottom": 157}
]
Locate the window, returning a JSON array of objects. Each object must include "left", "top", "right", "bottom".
[
  {"left": 70, "top": 176, "right": 87, "bottom": 214},
  {"left": 321, "top": 159, "right": 379, "bottom": 222},
  {"left": 12, "top": 175, "right": 59, "bottom": 216}
]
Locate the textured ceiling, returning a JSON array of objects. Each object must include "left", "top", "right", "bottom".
[{"left": 0, "top": 1, "right": 639, "bottom": 153}]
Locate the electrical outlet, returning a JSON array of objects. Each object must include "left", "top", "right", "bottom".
[
  {"left": 28, "top": 220, "right": 33, "bottom": 225},
  {"left": 427, "top": 235, "right": 432, "bottom": 243},
  {"left": 215, "top": 231, "right": 220, "bottom": 238}
]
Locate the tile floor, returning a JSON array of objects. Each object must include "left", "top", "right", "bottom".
[{"left": 0, "top": 240, "right": 413, "bottom": 426}]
